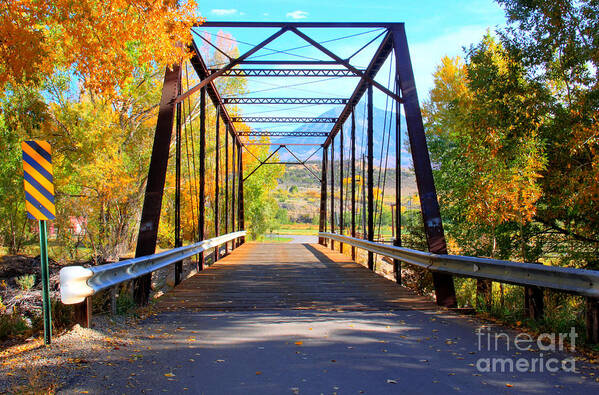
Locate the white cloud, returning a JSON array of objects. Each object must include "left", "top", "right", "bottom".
[
  {"left": 286, "top": 10, "right": 309, "bottom": 20},
  {"left": 211, "top": 9, "right": 238, "bottom": 16}
]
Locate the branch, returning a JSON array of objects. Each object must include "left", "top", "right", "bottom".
[{"left": 534, "top": 215, "right": 599, "bottom": 243}]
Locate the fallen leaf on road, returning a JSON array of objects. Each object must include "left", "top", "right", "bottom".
[
  {"left": 295, "top": 341, "right": 303, "bottom": 346},
  {"left": 386, "top": 379, "right": 398, "bottom": 384},
  {"left": 164, "top": 373, "right": 175, "bottom": 377}
]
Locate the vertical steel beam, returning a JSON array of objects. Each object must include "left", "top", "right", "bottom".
[
  {"left": 392, "top": 25, "right": 456, "bottom": 307},
  {"left": 367, "top": 85, "right": 375, "bottom": 271},
  {"left": 339, "top": 126, "right": 344, "bottom": 253},
  {"left": 330, "top": 138, "right": 335, "bottom": 250},
  {"left": 232, "top": 139, "right": 236, "bottom": 250},
  {"left": 351, "top": 110, "right": 356, "bottom": 260},
  {"left": 174, "top": 82, "right": 182, "bottom": 286},
  {"left": 393, "top": 75, "right": 402, "bottom": 284},
  {"left": 133, "top": 64, "right": 181, "bottom": 305},
  {"left": 225, "top": 123, "right": 229, "bottom": 254},
  {"left": 318, "top": 147, "right": 328, "bottom": 245},
  {"left": 238, "top": 142, "right": 245, "bottom": 245},
  {"left": 362, "top": 154, "right": 367, "bottom": 239},
  {"left": 214, "top": 105, "right": 220, "bottom": 263},
  {"left": 198, "top": 87, "right": 206, "bottom": 271}
]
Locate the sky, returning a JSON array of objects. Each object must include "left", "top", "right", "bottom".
[
  {"left": 197, "top": 0, "right": 509, "bottom": 98},
  {"left": 192, "top": 0, "right": 511, "bottom": 165}
]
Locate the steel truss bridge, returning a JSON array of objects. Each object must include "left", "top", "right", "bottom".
[{"left": 54, "top": 22, "right": 599, "bottom": 393}]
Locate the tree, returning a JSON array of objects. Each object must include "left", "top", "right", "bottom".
[
  {"left": 0, "top": 0, "right": 200, "bottom": 95},
  {"left": 498, "top": 0, "right": 599, "bottom": 259},
  {"left": 0, "top": 86, "right": 48, "bottom": 253},
  {"left": 241, "top": 137, "right": 285, "bottom": 239},
  {"left": 46, "top": 70, "right": 162, "bottom": 261},
  {"left": 424, "top": 36, "right": 547, "bottom": 306}
]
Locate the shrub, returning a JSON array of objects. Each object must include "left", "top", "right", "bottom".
[
  {"left": 51, "top": 299, "right": 73, "bottom": 331},
  {"left": 15, "top": 274, "right": 36, "bottom": 291},
  {"left": 0, "top": 313, "right": 29, "bottom": 340},
  {"left": 116, "top": 292, "right": 136, "bottom": 315}
]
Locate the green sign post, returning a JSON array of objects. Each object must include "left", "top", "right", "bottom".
[{"left": 38, "top": 220, "right": 52, "bottom": 344}]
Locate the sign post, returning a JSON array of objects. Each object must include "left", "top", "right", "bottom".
[{"left": 22, "top": 140, "right": 56, "bottom": 345}]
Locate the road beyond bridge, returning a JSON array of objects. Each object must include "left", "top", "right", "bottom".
[{"left": 54, "top": 243, "right": 599, "bottom": 394}]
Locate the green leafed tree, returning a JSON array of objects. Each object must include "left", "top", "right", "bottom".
[
  {"left": 0, "top": 86, "right": 49, "bottom": 253},
  {"left": 425, "top": 35, "right": 546, "bottom": 256},
  {"left": 424, "top": 35, "right": 547, "bottom": 307},
  {"left": 498, "top": 0, "right": 599, "bottom": 258}
]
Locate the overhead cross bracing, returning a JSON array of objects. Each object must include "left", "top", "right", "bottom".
[
  {"left": 231, "top": 117, "right": 338, "bottom": 123},
  {"left": 210, "top": 69, "right": 362, "bottom": 77},
  {"left": 236, "top": 131, "right": 329, "bottom": 137},
  {"left": 222, "top": 98, "right": 349, "bottom": 105}
]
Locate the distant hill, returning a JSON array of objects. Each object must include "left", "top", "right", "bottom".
[
  {"left": 277, "top": 161, "right": 417, "bottom": 195},
  {"left": 262, "top": 106, "right": 413, "bottom": 169},
  {"left": 275, "top": 161, "right": 418, "bottom": 223}
]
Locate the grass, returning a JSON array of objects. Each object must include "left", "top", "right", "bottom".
[
  {"left": 274, "top": 223, "right": 396, "bottom": 239},
  {"left": 274, "top": 228, "right": 318, "bottom": 235},
  {"left": 275, "top": 223, "right": 319, "bottom": 235},
  {"left": 260, "top": 236, "right": 293, "bottom": 243}
]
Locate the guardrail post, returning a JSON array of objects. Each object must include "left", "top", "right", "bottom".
[
  {"left": 477, "top": 280, "right": 492, "bottom": 310},
  {"left": 587, "top": 297, "right": 599, "bottom": 343},
  {"left": 319, "top": 146, "right": 328, "bottom": 245},
  {"left": 392, "top": 24, "right": 456, "bottom": 307},
  {"left": 367, "top": 84, "right": 374, "bottom": 271},
  {"left": 524, "top": 285, "right": 544, "bottom": 320},
  {"left": 73, "top": 296, "right": 92, "bottom": 328},
  {"left": 133, "top": 64, "right": 181, "bottom": 305}
]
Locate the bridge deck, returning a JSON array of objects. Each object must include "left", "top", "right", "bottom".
[
  {"left": 158, "top": 243, "right": 435, "bottom": 311},
  {"left": 51, "top": 243, "right": 598, "bottom": 394}
]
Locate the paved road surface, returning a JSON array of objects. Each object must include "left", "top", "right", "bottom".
[{"left": 58, "top": 243, "right": 599, "bottom": 394}]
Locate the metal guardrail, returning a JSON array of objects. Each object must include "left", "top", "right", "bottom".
[
  {"left": 319, "top": 232, "right": 599, "bottom": 298},
  {"left": 60, "top": 231, "right": 246, "bottom": 305}
]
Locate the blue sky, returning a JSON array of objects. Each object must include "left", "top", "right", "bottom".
[
  {"left": 198, "top": 0, "right": 509, "bottom": 98},
  {"left": 193, "top": 1, "right": 510, "bottom": 164}
]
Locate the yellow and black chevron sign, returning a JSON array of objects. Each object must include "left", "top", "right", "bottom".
[{"left": 22, "top": 141, "right": 56, "bottom": 221}]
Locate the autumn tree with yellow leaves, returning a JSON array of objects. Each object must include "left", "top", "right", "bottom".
[{"left": 0, "top": 0, "right": 199, "bottom": 95}]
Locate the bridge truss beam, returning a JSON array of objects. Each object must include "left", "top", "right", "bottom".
[
  {"left": 133, "top": 21, "right": 461, "bottom": 316},
  {"left": 222, "top": 97, "right": 349, "bottom": 105},
  {"left": 236, "top": 131, "right": 329, "bottom": 137},
  {"left": 232, "top": 117, "right": 337, "bottom": 123},
  {"left": 210, "top": 68, "right": 362, "bottom": 77}
]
